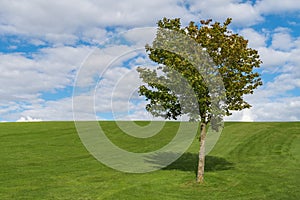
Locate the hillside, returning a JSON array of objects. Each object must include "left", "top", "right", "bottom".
[{"left": 0, "top": 122, "right": 299, "bottom": 199}]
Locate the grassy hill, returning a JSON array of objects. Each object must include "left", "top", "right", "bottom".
[{"left": 0, "top": 121, "right": 299, "bottom": 199}]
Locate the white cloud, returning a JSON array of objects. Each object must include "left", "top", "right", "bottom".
[
  {"left": 1, "top": 0, "right": 300, "bottom": 45},
  {"left": 225, "top": 109, "right": 255, "bottom": 122},
  {"left": 75, "top": 54, "right": 154, "bottom": 120},
  {"left": 238, "top": 28, "right": 267, "bottom": 48},
  {"left": 271, "top": 28, "right": 294, "bottom": 51},
  {"left": 0, "top": 46, "right": 91, "bottom": 102},
  {"left": 226, "top": 94, "right": 300, "bottom": 122},
  {"left": 258, "top": 47, "right": 290, "bottom": 69},
  {"left": 29, "top": 39, "right": 46, "bottom": 46},
  {"left": 255, "top": 0, "right": 300, "bottom": 13},
  {"left": 188, "top": 0, "right": 263, "bottom": 26},
  {"left": 225, "top": 27, "right": 300, "bottom": 122},
  {"left": 1, "top": 0, "right": 299, "bottom": 46},
  {"left": 81, "top": 28, "right": 108, "bottom": 45},
  {"left": 0, "top": 0, "right": 190, "bottom": 44},
  {"left": 123, "top": 27, "right": 157, "bottom": 46},
  {"left": 1, "top": 0, "right": 300, "bottom": 122},
  {"left": 17, "top": 116, "right": 43, "bottom": 122},
  {"left": 0, "top": 27, "right": 158, "bottom": 122},
  {"left": 257, "top": 97, "right": 300, "bottom": 121},
  {"left": 14, "top": 98, "right": 74, "bottom": 121},
  {"left": 227, "top": 58, "right": 300, "bottom": 121},
  {"left": 265, "top": 71, "right": 300, "bottom": 95}
]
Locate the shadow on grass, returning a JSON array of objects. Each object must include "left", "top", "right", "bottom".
[{"left": 145, "top": 152, "right": 234, "bottom": 174}]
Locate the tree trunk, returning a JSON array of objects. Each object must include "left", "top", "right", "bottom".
[{"left": 197, "top": 123, "right": 206, "bottom": 183}]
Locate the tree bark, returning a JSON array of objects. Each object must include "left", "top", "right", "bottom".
[{"left": 197, "top": 123, "right": 206, "bottom": 183}]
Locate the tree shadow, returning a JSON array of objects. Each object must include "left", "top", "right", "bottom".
[{"left": 145, "top": 152, "right": 234, "bottom": 175}]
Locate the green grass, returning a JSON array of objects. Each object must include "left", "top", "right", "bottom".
[{"left": 0, "top": 121, "right": 299, "bottom": 199}]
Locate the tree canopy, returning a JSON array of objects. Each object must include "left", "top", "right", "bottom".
[
  {"left": 138, "top": 18, "right": 262, "bottom": 124},
  {"left": 137, "top": 17, "right": 262, "bottom": 182}
]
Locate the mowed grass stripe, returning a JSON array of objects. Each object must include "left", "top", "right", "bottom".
[{"left": 0, "top": 122, "right": 299, "bottom": 199}]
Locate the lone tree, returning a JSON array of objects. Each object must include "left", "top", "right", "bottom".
[{"left": 137, "top": 18, "right": 262, "bottom": 183}]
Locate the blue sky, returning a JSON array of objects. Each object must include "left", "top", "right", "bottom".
[{"left": 0, "top": 0, "right": 300, "bottom": 122}]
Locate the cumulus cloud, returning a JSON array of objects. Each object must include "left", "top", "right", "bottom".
[
  {"left": 17, "top": 116, "right": 43, "bottom": 122},
  {"left": 255, "top": 0, "right": 300, "bottom": 14},
  {"left": 0, "top": 46, "right": 91, "bottom": 102},
  {"left": 225, "top": 20, "right": 300, "bottom": 122},
  {"left": 1, "top": 0, "right": 300, "bottom": 45},
  {"left": 1, "top": 0, "right": 300, "bottom": 122},
  {"left": 0, "top": 45, "right": 93, "bottom": 121},
  {"left": 0, "top": 26, "right": 159, "bottom": 121},
  {"left": 188, "top": 0, "right": 263, "bottom": 26},
  {"left": 0, "top": 0, "right": 190, "bottom": 45},
  {"left": 238, "top": 28, "right": 267, "bottom": 48},
  {"left": 13, "top": 98, "right": 74, "bottom": 121},
  {"left": 258, "top": 47, "right": 290, "bottom": 70},
  {"left": 226, "top": 93, "right": 300, "bottom": 122},
  {"left": 271, "top": 28, "right": 294, "bottom": 51}
]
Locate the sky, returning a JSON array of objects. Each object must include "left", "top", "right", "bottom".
[{"left": 0, "top": 0, "right": 300, "bottom": 122}]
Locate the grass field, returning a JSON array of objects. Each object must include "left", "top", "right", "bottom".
[{"left": 0, "top": 121, "right": 299, "bottom": 199}]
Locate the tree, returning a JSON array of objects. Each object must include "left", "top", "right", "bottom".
[{"left": 137, "top": 18, "right": 262, "bottom": 183}]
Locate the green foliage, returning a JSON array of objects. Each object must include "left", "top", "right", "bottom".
[{"left": 137, "top": 18, "right": 262, "bottom": 124}]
